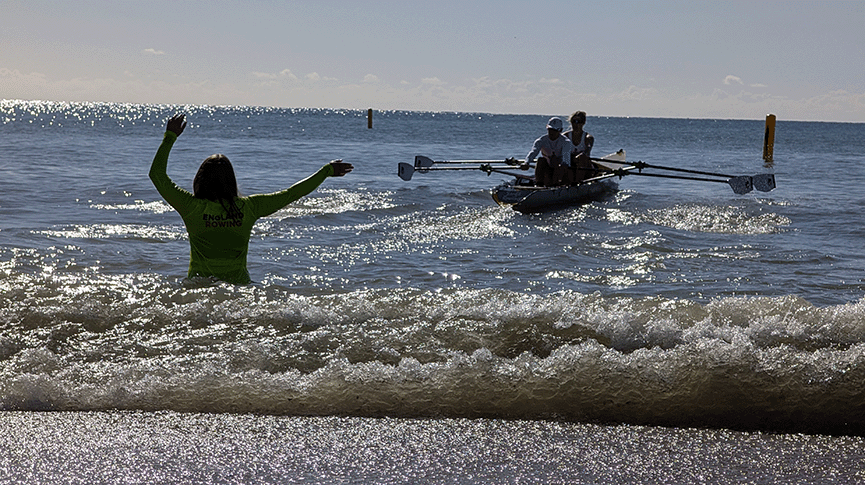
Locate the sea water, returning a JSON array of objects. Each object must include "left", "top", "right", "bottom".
[{"left": 1, "top": 100, "right": 864, "bottom": 483}]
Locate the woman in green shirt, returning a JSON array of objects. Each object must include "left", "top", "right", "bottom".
[{"left": 149, "top": 114, "right": 354, "bottom": 284}]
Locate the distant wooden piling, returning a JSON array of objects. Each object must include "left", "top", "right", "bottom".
[
  {"left": 763, "top": 114, "right": 776, "bottom": 162},
  {"left": 368, "top": 108, "right": 373, "bottom": 129}
]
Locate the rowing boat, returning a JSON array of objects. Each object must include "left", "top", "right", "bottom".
[
  {"left": 491, "top": 150, "right": 631, "bottom": 213},
  {"left": 399, "top": 150, "right": 775, "bottom": 212}
]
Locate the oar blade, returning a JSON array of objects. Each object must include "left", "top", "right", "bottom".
[
  {"left": 728, "top": 176, "right": 753, "bottom": 195},
  {"left": 753, "top": 173, "right": 776, "bottom": 192},
  {"left": 414, "top": 156, "right": 435, "bottom": 168},
  {"left": 398, "top": 162, "right": 415, "bottom": 181}
]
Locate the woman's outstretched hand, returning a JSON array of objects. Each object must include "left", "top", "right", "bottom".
[
  {"left": 329, "top": 159, "right": 354, "bottom": 177},
  {"left": 166, "top": 114, "right": 187, "bottom": 136}
]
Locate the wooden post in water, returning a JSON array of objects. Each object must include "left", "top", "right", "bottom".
[
  {"left": 368, "top": 108, "right": 373, "bottom": 129},
  {"left": 763, "top": 114, "right": 776, "bottom": 162}
]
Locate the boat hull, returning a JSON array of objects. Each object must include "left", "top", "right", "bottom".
[
  {"left": 491, "top": 176, "right": 619, "bottom": 213},
  {"left": 491, "top": 150, "right": 630, "bottom": 212}
]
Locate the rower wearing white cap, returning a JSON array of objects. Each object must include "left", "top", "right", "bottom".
[{"left": 526, "top": 117, "right": 576, "bottom": 187}]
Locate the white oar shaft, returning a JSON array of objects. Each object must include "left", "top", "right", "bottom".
[
  {"left": 398, "top": 162, "right": 534, "bottom": 182},
  {"left": 414, "top": 155, "right": 525, "bottom": 168}
]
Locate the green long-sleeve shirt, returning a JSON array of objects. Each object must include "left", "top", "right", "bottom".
[{"left": 149, "top": 131, "right": 335, "bottom": 284}]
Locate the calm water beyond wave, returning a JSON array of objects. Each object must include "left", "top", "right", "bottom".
[{"left": 1, "top": 100, "right": 864, "bottom": 483}]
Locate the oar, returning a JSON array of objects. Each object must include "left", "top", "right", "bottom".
[
  {"left": 398, "top": 162, "right": 535, "bottom": 182},
  {"left": 593, "top": 159, "right": 776, "bottom": 193},
  {"left": 590, "top": 166, "right": 763, "bottom": 195},
  {"left": 415, "top": 155, "right": 526, "bottom": 168},
  {"left": 594, "top": 159, "right": 737, "bottom": 178}
]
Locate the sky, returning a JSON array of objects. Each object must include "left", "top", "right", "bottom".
[{"left": 1, "top": 0, "right": 863, "bottom": 122}]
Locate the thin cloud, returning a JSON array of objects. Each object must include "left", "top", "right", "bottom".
[
  {"left": 306, "top": 72, "right": 337, "bottom": 82},
  {"left": 142, "top": 48, "right": 165, "bottom": 55},
  {"left": 251, "top": 69, "right": 298, "bottom": 80},
  {"left": 279, "top": 69, "right": 298, "bottom": 79},
  {"left": 724, "top": 75, "right": 744, "bottom": 85},
  {"left": 614, "top": 85, "right": 658, "bottom": 101}
]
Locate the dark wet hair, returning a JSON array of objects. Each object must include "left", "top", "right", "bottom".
[{"left": 193, "top": 154, "right": 243, "bottom": 219}]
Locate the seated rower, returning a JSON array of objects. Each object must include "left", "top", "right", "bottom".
[
  {"left": 526, "top": 117, "right": 576, "bottom": 187},
  {"left": 563, "top": 111, "right": 595, "bottom": 184}
]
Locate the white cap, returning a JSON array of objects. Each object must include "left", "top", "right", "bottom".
[{"left": 546, "top": 117, "right": 563, "bottom": 131}]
